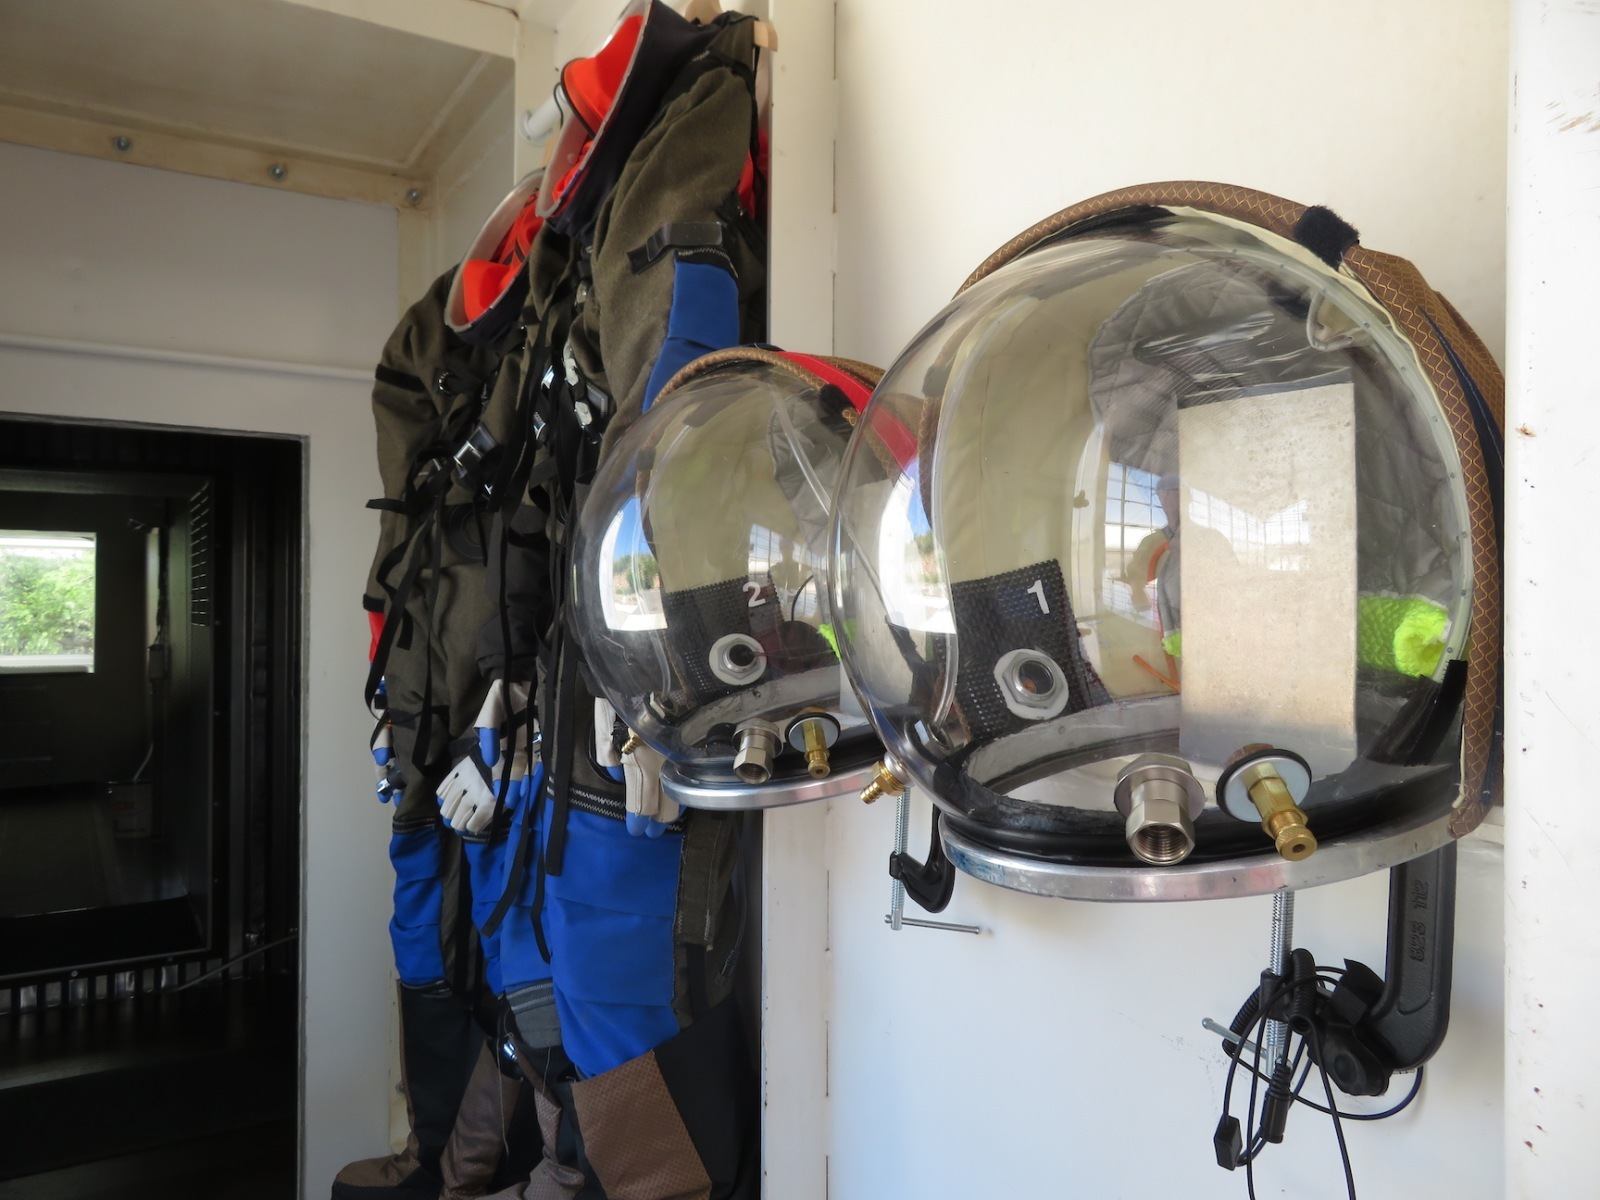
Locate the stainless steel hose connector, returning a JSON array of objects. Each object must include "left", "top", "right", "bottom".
[{"left": 1112, "top": 754, "right": 1208, "bottom": 866}]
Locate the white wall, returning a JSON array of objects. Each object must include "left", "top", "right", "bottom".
[
  {"left": 0, "top": 141, "right": 394, "bottom": 1200},
  {"left": 815, "top": 2, "right": 1510, "bottom": 1197},
  {"left": 423, "top": 80, "right": 520, "bottom": 285}
]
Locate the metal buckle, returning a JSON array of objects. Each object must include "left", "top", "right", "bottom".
[{"left": 451, "top": 423, "right": 499, "bottom": 485}]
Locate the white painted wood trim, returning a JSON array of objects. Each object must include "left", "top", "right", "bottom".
[
  {"left": 0, "top": 103, "right": 429, "bottom": 211},
  {"left": 760, "top": 3, "right": 836, "bottom": 1196},
  {"left": 1504, "top": 0, "right": 1600, "bottom": 1191},
  {"left": 0, "top": 331, "right": 374, "bottom": 383}
]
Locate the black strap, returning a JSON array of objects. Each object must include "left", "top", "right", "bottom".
[
  {"left": 363, "top": 498, "right": 437, "bottom": 707},
  {"left": 480, "top": 319, "right": 555, "bottom": 944},
  {"left": 364, "top": 370, "right": 495, "bottom": 706},
  {"left": 439, "top": 831, "right": 476, "bottom": 998},
  {"left": 375, "top": 364, "right": 425, "bottom": 392},
  {"left": 481, "top": 770, "right": 537, "bottom": 939},
  {"left": 542, "top": 643, "right": 581, "bottom": 877},
  {"left": 409, "top": 494, "right": 450, "bottom": 766}
]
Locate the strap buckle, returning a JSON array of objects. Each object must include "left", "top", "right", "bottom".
[
  {"left": 627, "top": 220, "right": 726, "bottom": 272},
  {"left": 451, "top": 422, "right": 500, "bottom": 490},
  {"left": 411, "top": 454, "right": 450, "bottom": 490}
]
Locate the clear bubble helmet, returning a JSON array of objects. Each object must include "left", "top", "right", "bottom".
[
  {"left": 573, "top": 349, "right": 886, "bottom": 808},
  {"left": 830, "top": 183, "right": 1504, "bottom": 899}
]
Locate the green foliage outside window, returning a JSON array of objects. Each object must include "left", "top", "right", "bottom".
[{"left": 0, "top": 535, "right": 96, "bottom": 661}]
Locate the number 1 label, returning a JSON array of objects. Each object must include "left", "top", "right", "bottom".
[{"left": 1026, "top": 578, "right": 1049, "bottom": 615}]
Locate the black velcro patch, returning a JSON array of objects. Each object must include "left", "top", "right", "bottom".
[{"left": 1293, "top": 205, "right": 1360, "bottom": 267}]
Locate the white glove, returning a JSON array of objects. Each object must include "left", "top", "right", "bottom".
[
  {"left": 622, "top": 736, "right": 677, "bottom": 838},
  {"left": 439, "top": 729, "right": 530, "bottom": 834},
  {"left": 476, "top": 680, "right": 532, "bottom": 766},
  {"left": 595, "top": 698, "right": 623, "bottom": 771},
  {"left": 438, "top": 680, "right": 533, "bottom": 834}
]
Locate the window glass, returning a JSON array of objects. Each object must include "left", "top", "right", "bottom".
[{"left": 0, "top": 531, "right": 96, "bottom": 673}]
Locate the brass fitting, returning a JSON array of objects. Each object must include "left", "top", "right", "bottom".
[
  {"left": 859, "top": 758, "right": 906, "bottom": 805},
  {"left": 785, "top": 713, "right": 840, "bottom": 781},
  {"left": 801, "top": 721, "right": 831, "bottom": 779},
  {"left": 1239, "top": 761, "right": 1317, "bottom": 861},
  {"left": 619, "top": 731, "right": 643, "bottom": 757}
]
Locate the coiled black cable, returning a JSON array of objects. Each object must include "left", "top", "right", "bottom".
[{"left": 1217, "top": 954, "right": 1426, "bottom": 1200}]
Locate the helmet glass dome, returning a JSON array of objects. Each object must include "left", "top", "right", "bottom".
[
  {"left": 832, "top": 204, "right": 1490, "bottom": 876},
  {"left": 573, "top": 352, "right": 882, "bottom": 803}
]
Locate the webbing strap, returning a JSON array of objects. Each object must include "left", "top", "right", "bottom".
[
  {"left": 363, "top": 489, "right": 444, "bottom": 708},
  {"left": 480, "top": 309, "right": 560, "bottom": 946},
  {"left": 364, "top": 367, "right": 495, "bottom": 707},
  {"left": 541, "top": 644, "right": 581, "bottom": 878},
  {"left": 481, "top": 782, "right": 535, "bottom": 939},
  {"left": 411, "top": 502, "right": 449, "bottom": 766}
]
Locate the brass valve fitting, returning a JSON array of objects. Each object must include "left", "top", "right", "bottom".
[
  {"left": 785, "top": 713, "right": 841, "bottom": 780},
  {"left": 859, "top": 757, "right": 906, "bottom": 805},
  {"left": 1218, "top": 749, "right": 1317, "bottom": 862},
  {"left": 1241, "top": 762, "right": 1318, "bottom": 861}
]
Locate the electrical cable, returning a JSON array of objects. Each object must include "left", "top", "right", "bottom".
[
  {"left": 1310, "top": 1026, "right": 1358, "bottom": 1200},
  {"left": 1217, "top": 953, "right": 1419, "bottom": 1199},
  {"left": 173, "top": 932, "right": 298, "bottom": 991},
  {"left": 1231, "top": 1058, "right": 1424, "bottom": 1121},
  {"left": 1243, "top": 1001, "right": 1266, "bottom": 1197},
  {"left": 131, "top": 741, "right": 155, "bottom": 783},
  {"left": 790, "top": 574, "right": 815, "bottom": 622},
  {"left": 1297, "top": 1068, "right": 1423, "bottom": 1121}
]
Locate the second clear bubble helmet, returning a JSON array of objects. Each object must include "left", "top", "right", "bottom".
[
  {"left": 573, "top": 349, "right": 885, "bottom": 809},
  {"left": 830, "top": 183, "right": 1503, "bottom": 898}
]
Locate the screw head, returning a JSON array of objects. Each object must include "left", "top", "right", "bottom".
[
  {"left": 268, "top": 163, "right": 287, "bottom": 181},
  {"left": 405, "top": 187, "right": 423, "bottom": 206},
  {"left": 112, "top": 135, "right": 132, "bottom": 152}
]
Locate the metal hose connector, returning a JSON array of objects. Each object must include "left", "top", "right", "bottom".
[
  {"left": 732, "top": 721, "right": 782, "bottom": 785},
  {"left": 1113, "top": 753, "right": 1208, "bottom": 865},
  {"left": 859, "top": 756, "right": 906, "bottom": 805}
]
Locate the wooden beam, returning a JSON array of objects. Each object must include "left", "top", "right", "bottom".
[
  {"left": 0, "top": 102, "right": 431, "bottom": 212},
  {"left": 276, "top": 0, "right": 517, "bottom": 57}
]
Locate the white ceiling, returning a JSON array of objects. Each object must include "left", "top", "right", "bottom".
[{"left": 0, "top": 0, "right": 514, "bottom": 173}]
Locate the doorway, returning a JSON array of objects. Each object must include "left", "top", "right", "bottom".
[{"left": 0, "top": 417, "right": 303, "bottom": 1199}]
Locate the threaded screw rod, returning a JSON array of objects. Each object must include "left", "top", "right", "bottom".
[
  {"left": 889, "top": 784, "right": 909, "bottom": 930},
  {"left": 1264, "top": 889, "right": 1295, "bottom": 1069}
]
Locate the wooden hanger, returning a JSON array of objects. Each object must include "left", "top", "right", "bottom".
[{"left": 680, "top": 0, "right": 778, "bottom": 50}]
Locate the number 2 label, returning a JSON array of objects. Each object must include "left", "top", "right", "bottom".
[{"left": 744, "top": 581, "right": 766, "bottom": 608}]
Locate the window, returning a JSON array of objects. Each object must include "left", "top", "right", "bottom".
[
  {"left": 1100, "top": 462, "right": 1165, "bottom": 626},
  {"left": 0, "top": 531, "right": 97, "bottom": 673}
]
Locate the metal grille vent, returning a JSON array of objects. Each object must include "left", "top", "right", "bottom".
[{"left": 189, "top": 482, "right": 214, "bottom": 626}]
